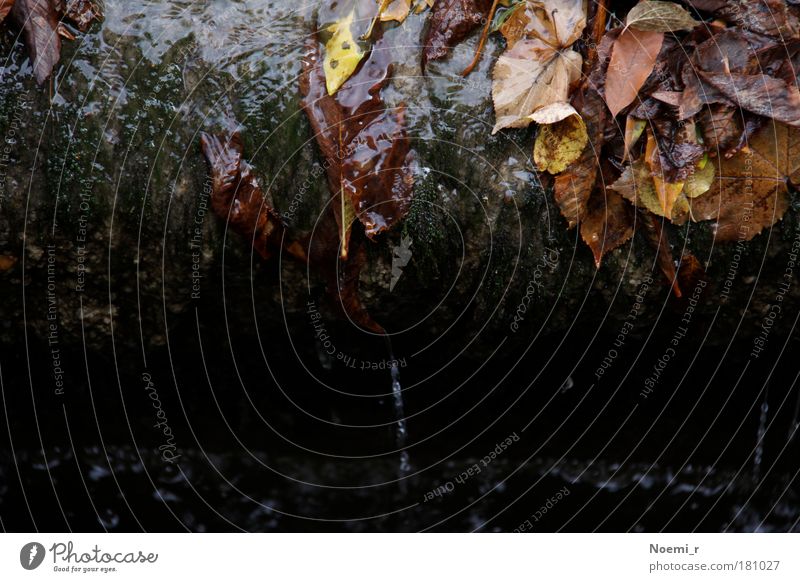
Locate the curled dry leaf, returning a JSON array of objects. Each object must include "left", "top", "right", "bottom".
[
  {"left": 689, "top": 122, "right": 799, "bottom": 241},
  {"left": 625, "top": 0, "right": 699, "bottom": 32},
  {"left": 491, "top": 0, "right": 587, "bottom": 133},
  {"left": 421, "top": 0, "right": 492, "bottom": 71},
  {"left": 200, "top": 131, "right": 287, "bottom": 261},
  {"left": 533, "top": 113, "right": 588, "bottom": 174},
  {"left": 11, "top": 0, "right": 61, "bottom": 85},
  {"left": 605, "top": 26, "right": 664, "bottom": 118},
  {"left": 580, "top": 189, "right": 635, "bottom": 267},
  {"left": 301, "top": 34, "right": 414, "bottom": 259}
]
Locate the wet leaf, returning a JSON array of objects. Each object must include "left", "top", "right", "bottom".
[
  {"left": 645, "top": 130, "right": 683, "bottom": 217},
  {"left": 625, "top": 1, "right": 699, "bottom": 32},
  {"left": 200, "top": 131, "right": 286, "bottom": 261},
  {"left": 61, "top": 0, "right": 100, "bottom": 32},
  {"left": 685, "top": 0, "right": 797, "bottom": 38},
  {"left": 605, "top": 27, "right": 664, "bottom": 118},
  {"left": 0, "top": 0, "right": 13, "bottom": 23},
  {"left": 11, "top": 0, "right": 61, "bottom": 85},
  {"left": 533, "top": 113, "right": 588, "bottom": 174},
  {"left": 422, "top": 0, "right": 492, "bottom": 71},
  {"left": 491, "top": 0, "right": 587, "bottom": 133},
  {"left": 689, "top": 122, "right": 799, "bottom": 241},
  {"left": 323, "top": 10, "right": 367, "bottom": 95},
  {"left": 698, "top": 71, "right": 800, "bottom": 128},
  {"left": 301, "top": 34, "right": 414, "bottom": 260},
  {"left": 580, "top": 189, "right": 635, "bottom": 267}
]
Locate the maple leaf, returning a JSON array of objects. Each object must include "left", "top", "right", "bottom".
[
  {"left": 689, "top": 121, "right": 799, "bottom": 241},
  {"left": 421, "top": 0, "right": 492, "bottom": 71},
  {"left": 300, "top": 34, "right": 414, "bottom": 260},
  {"left": 491, "top": 0, "right": 587, "bottom": 133}
]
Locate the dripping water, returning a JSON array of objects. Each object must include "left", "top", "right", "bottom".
[
  {"left": 385, "top": 336, "right": 411, "bottom": 478},
  {"left": 753, "top": 382, "right": 770, "bottom": 483}
]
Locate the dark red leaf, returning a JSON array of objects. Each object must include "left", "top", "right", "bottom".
[
  {"left": 421, "top": 0, "right": 492, "bottom": 71},
  {"left": 200, "top": 131, "right": 286, "bottom": 261},
  {"left": 300, "top": 33, "right": 414, "bottom": 259},
  {"left": 0, "top": 0, "right": 14, "bottom": 23}
]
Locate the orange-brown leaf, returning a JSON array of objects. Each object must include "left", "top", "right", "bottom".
[{"left": 605, "top": 27, "right": 664, "bottom": 118}]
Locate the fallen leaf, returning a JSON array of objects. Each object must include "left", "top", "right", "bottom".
[
  {"left": 323, "top": 9, "right": 367, "bottom": 95},
  {"left": 11, "top": 0, "right": 61, "bottom": 85},
  {"left": 378, "top": 0, "right": 411, "bottom": 22},
  {"left": 580, "top": 189, "right": 635, "bottom": 267},
  {"left": 698, "top": 71, "right": 800, "bottom": 128},
  {"left": 689, "top": 121, "right": 799, "bottom": 240},
  {"left": 645, "top": 129, "right": 684, "bottom": 217},
  {"left": 640, "top": 210, "right": 682, "bottom": 297},
  {"left": 200, "top": 130, "right": 287, "bottom": 261},
  {"left": 683, "top": 157, "right": 715, "bottom": 198},
  {"left": 61, "top": 0, "right": 100, "bottom": 32},
  {"left": 533, "top": 113, "right": 588, "bottom": 174},
  {"left": 685, "top": 0, "right": 797, "bottom": 38},
  {"left": 625, "top": 1, "right": 699, "bottom": 32},
  {"left": 697, "top": 104, "right": 742, "bottom": 155},
  {"left": 608, "top": 159, "right": 689, "bottom": 221},
  {"left": 491, "top": 0, "right": 587, "bottom": 133},
  {"left": 622, "top": 115, "right": 646, "bottom": 162},
  {"left": 301, "top": 34, "right": 414, "bottom": 259},
  {"left": 421, "top": 0, "right": 492, "bottom": 71},
  {"left": 0, "top": 0, "right": 13, "bottom": 23},
  {"left": 605, "top": 27, "right": 664, "bottom": 118}
]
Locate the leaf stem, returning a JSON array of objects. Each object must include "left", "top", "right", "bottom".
[{"left": 461, "top": 0, "right": 501, "bottom": 77}]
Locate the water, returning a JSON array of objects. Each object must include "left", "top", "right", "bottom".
[
  {"left": 386, "top": 337, "right": 411, "bottom": 477},
  {"left": 753, "top": 384, "right": 769, "bottom": 483}
]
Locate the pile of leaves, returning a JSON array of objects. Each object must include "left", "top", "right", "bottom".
[
  {"left": 0, "top": 0, "right": 101, "bottom": 85},
  {"left": 201, "top": 0, "right": 800, "bottom": 327}
]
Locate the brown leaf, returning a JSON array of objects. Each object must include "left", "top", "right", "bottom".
[
  {"left": 685, "top": 0, "right": 798, "bottom": 38},
  {"left": 11, "top": 0, "right": 61, "bottom": 85},
  {"left": 605, "top": 27, "right": 664, "bottom": 118},
  {"left": 200, "top": 131, "right": 286, "bottom": 261},
  {"left": 688, "top": 121, "right": 799, "bottom": 241},
  {"left": 0, "top": 0, "right": 14, "bottom": 23},
  {"left": 0, "top": 255, "right": 17, "bottom": 271},
  {"left": 698, "top": 71, "right": 800, "bottom": 128},
  {"left": 580, "top": 189, "right": 635, "bottom": 267},
  {"left": 61, "top": 0, "right": 100, "bottom": 33},
  {"left": 300, "top": 34, "right": 414, "bottom": 259},
  {"left": 421, "top": 0, "right": 492, "bottom": 71},
  {"left": 697, "top": 104, "right": 743, "bottom": 155},
  {"left": 640, "top": 210, "right": 682, "bottom": 297}
]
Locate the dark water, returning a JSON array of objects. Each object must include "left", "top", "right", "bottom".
[{"left": 1, "top": 0, "right": 799, "bottom": 533}]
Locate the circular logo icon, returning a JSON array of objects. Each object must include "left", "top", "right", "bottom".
[{"left": 20, "top": 542, "right": 46, "bottom": 570}]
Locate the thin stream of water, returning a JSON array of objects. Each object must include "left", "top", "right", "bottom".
[{"left": 385, "top": 337, "right": 411, "bottom": 478}]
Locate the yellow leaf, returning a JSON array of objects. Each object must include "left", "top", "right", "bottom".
[
  {"left": 622, "top": 115, "right": 646, "bottom": 162},
  {"left": 645, "top": 130, "right": 682, "bottom": 216},
  {"left": 534, "top": 114, "right": 589, "bottom": 174},
  {"left": 324, "top": 11, "right": 365, "bottom": 96},
  {"left": 379, "top": 0, "right": 411, "bottom": 22},
  {"left": 683, "top": 158, "right": 715, "bottom": 198}
]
